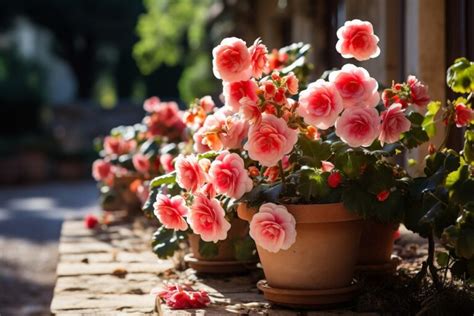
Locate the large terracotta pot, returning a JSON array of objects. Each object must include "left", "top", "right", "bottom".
[
  {"left": 238, "top": 203, "right": 363, "bottom": 307},
  {"left": 185, "top": 218, "right": 256, "bottom": 274},
  {"left": 357, "top": 221, "right": 399, "bottom": 265}
]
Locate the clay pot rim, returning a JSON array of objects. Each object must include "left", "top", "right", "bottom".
[{"left": 238, "top": 202, "right": 361, "bottom": 224}]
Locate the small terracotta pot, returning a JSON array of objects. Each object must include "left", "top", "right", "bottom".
[
  {"left": 111, "top": 175, "right": 142, "bottom": 215},
  {"left": 185, "top": 218, "right": 256, "bottom": 274},
  {"left": 357, "top": 221, "right": 399, "bottom": 265},
  {"left": 238, "top": 203, "right": 362, "bottom": 290}
]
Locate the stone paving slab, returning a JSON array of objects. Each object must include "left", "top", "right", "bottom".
[{"left": 51, "top": 219, "right": 377, "bottom": 315}]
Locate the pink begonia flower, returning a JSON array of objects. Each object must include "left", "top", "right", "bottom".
[
  {"left": 455, "top": 103, "right": 473, "bottom": 127},
  {"left": 261, "top": 80, "right": 277, "bottom": 98},
  {"left": 239, "top": 97, "right": 262, "bottom": 125},
  {"left": 175, "top": 155, "right": 206, "bottom": 193},
  {"left": 103, "top": 136, "right": 136, "bottom": 155},
  {"left": 195, "top": 109, "right": 249, "bottom": 151},
  {"left": 249, "top": 38, "right": 268, "bottom": 78},
  {"left": 132, "top": 153, "right": 150, "bottom": 173},
  {"left": 223, "top": 80, "right": 258, "bottom": 113},
  {"left": 379, "top": 103, "right": 411, "bottom": 145},
  {"left": 244, "top": 113, "right": 298, "bottom": 167},
  {"left": 153, "top": 284, "right": 210, "bottom": 310},
  {"left": 160, "top": 154, "right": 175, "bottom": 173},
  {"left": 335, "top": 107, "right": 380, "bottom": 147},
  {"left": 188, "top": 194, "right": 231, "bottom": 243},
  {"left": 336, "top": 19, "right": 380, "bottom": 61},
  {"left": 321, "top": 160, "right": 335, "bottom": 172},
  {"left": 329, "top": 64, "right": 380, "bottom": 108},
  {"left": 199, "top": 182, "right": 217, "bottom": 199},
  {"left": 193, "top": 130, "right": 211, "bottom": 153},
  {"left": 154, "top": 101, "right": 182, "bottom": 127},
  {"left": 249, "top": 203, "right": 296, "bottom": 253},
  {"left": 407, "top": 75, "right": 430, "bottom": 107},
  {"left": 208, "top": 151, "right": 253, "bottom": 199},
  {"left": 92, "top": 159, "right": 112, "bottom": 181},
  {"left": 143, "top": 96, "right": 160, "bottom": 112},
  {"left": 153, "top": 194, "right": 189, "bottom": 231},
  {"left": 199, "top": 95, "right": 215, "bottom": 113},
  {"left": 212, "top": 37, "right": 252, "bottom": 82},
  {"left": 297, "top": 80, "right": 344, "bottom": 130},
  {"left": 284, "top": 72, "right": 299, "bottom": 95}
]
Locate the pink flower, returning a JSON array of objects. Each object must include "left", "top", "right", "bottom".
[
  {"left": 283, "top": 72, "right": 299, "bottom": 95},
  {"left": 154, "top": 284, "right": 210, "bottom": 310},
  {"left": 321, "top": 160, "right": 335, "bottom": 172},
  {"left": 223, "top": 80, "right": 258, "bottom": 112},
  {"left": 329, "top": 64, "right": 380, "bottom": 108},
  {"left": 249, "top": 38, "right": 268, "bottom": 78},
  {"left": 153, "top": 194, "right": 189, "bottom": 231},
  {"left": 199, "top": 183, "right": 217, "bottom": 199},
  {"left": 143, "top": 96, "right": 160, "bottom": 112},
  {"left": 208, "top": 151, "right": 253, "bottom": 199},
  {"left": 104, "top": 136, "right": 136, "bottom": 155},
  {"left": 244, "top": 114, "right": 298, "bottom": 167},
  {"left": 92, "top": 159, "right": 112, "bottom": 181},
  {"left": 199, "top": 96, "right": 215, "bottom": 113},
  {"left": 154, "top": 101, "right": 182, "bottom": 127},
  {"left": 336, "top": 19, "right": 380, "bottom": 61},
  {"left": 249, "top": 203, "right": 296, "bottom": 253},
  {"left": 261, "top": 80, "right": 277, "bottom": 98},
  {"left": 212, "top": 37, "right": 252, "bottom": 82},
  {"left": 220, "top": 115, "right": 249, "bottom": 150},
  {"left": 188, "top": 195, "right": 231, "bottom": 242},
  {"left": 455, "top": 103, "right": 473, "bottom": 127},
  {"left": 132, "top": 153, "right": 150, "bottom": 173},
  {"left": 379, "top": 103, "right": 411, "bottom": 145},
  {"left": 239, "top": 97, "right": 262, "bottom": 125},
  {"left": 160, "top": 154, "right": 175, "bottom": 173},
  {"left": 193, "top": 130, "right": 211, "bottom": 153},
  {"left": 175, "top": 155, "right": 206, "bottom": 193},
  {"left": 407, "top": 75, "right": 430, "bottom": 107},
  {"left": 297, "top": 80, "right": 344, "bottom": 130},
  {"left": 335, "top": 107, "right": 380, "bottom": 147}
]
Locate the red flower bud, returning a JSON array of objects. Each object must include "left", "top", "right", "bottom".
[
  {"left": 328, "top": 171, "right": 342, "bottom": 188},
  {"left": 376, "top": 190, "right": 390, "bottom": 202}
]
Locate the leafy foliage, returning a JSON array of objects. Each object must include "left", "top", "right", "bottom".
[
  {"left": 446, "top": 57, "right": 474, "bottom": 94},
  {"left": 151, "top": 226, "right": 186, "bottom": 259}
]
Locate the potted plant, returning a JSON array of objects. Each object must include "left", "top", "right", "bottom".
[
  {"left": 144, "top": 43, "right": 314, "bottom": 274},
  {"left": 92, "top": 97, "right": 186, "bottom": 217},
  {"left": 405, "top": 57, "right": 474, "bottom": 288}
]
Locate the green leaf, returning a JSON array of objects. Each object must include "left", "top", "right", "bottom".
[
  {"left": 456, "top": 228, "right": 474, "bottom": 259},
  {"left": 150, "top": 172, "right": 176, "bottom": 188},
  {"left": 151, "top": 226, "right": 185, "bottom": 259},
  {"left": 297, "top": 136, "right": 331, "bottom": 167},
  {"left": 408, "top": 111, "right": 425, "bottom": 126},
  {"left": 436, "top": 251, "right": 450, "bottom": 267},
  {"left": 198, "top": 239, "right": 219, "bottom": 259},
  {"left": 233, "top": 235, "right": 257, "bottom": 261},
  {"left": 422, "top": 101, "right": 441, "bottom": 137},
  {"left": 142, "top": 186, "right": 159, "bottom": 216},
  {"left": 297, "top": 168, "right": 329, "bottom": 202},
  {"left": 446, "top": 57, "right": 474, "bottom": 94},
  {"left": 197, "top": 151, "right": 219, "bottom": 160}
]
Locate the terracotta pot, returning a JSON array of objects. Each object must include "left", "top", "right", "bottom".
[
  {"left": 238, "top": 203, "right": 362, "bottom": 290},
  {"left": 357, "top": 221, "right": 399, "bottom": 265},
  {"left": 111, "top": 175, "right": 142, "bottom": 215},
  {"left": 185, "top": 218, "right": 256, "bottom": 274},
  {"left": 188, "top": 218, "right": 248, "bottom": 261}
]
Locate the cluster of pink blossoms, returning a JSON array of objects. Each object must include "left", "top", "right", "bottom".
[
  {"left": 152, "top": 284, "right": 210, "bottom": 309},
  {"left": 152, "top": 20, "right": 431, "bottom": 253}
]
